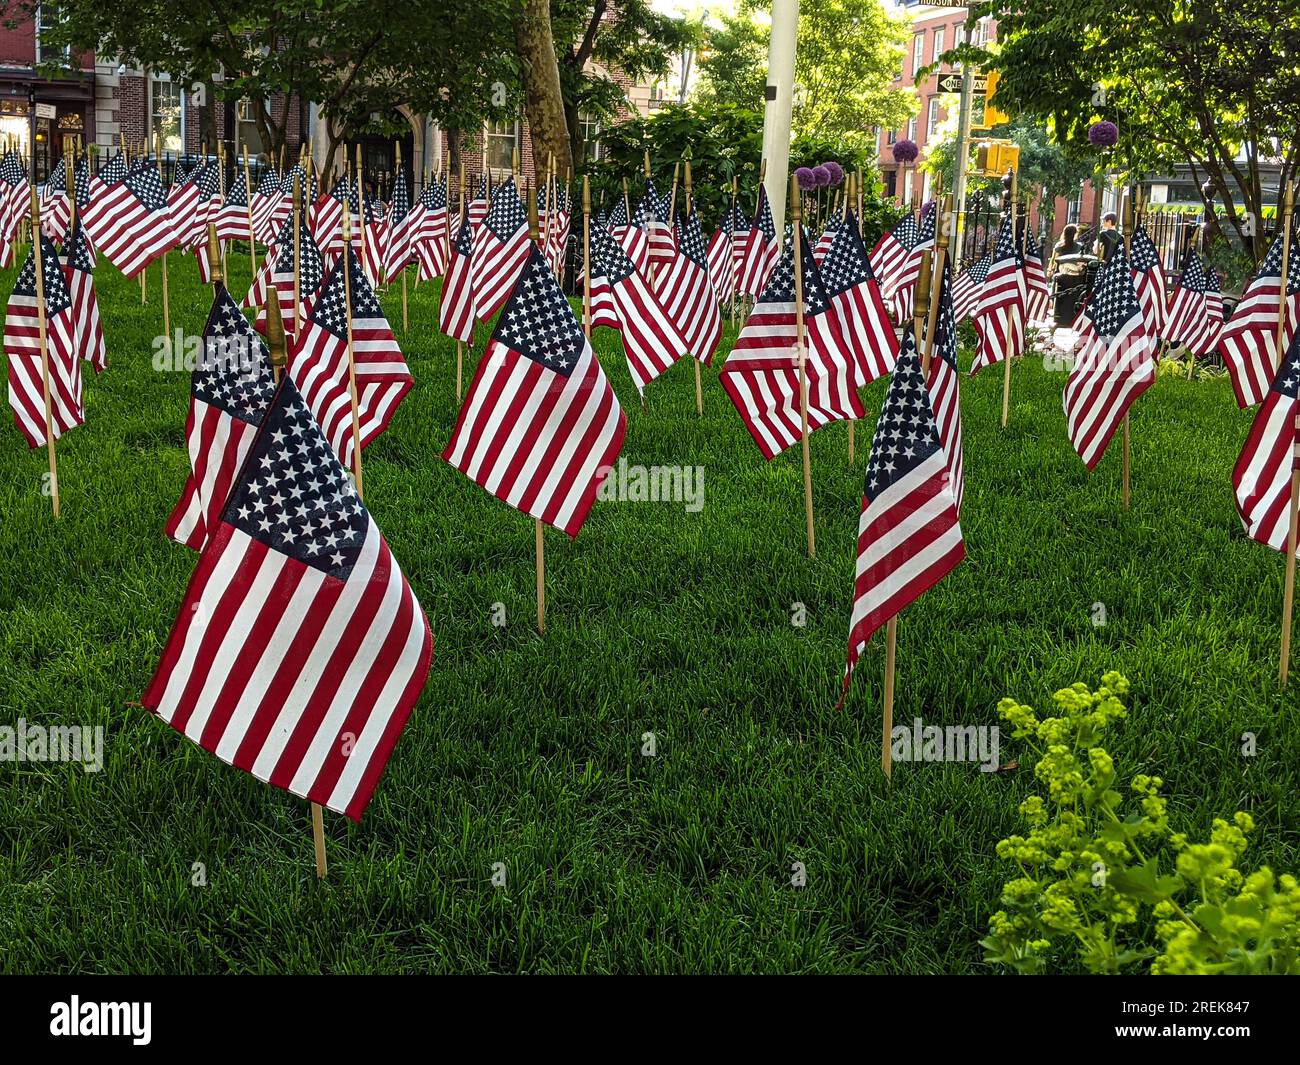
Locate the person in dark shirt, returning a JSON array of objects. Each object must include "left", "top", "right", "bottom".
[{"left": 1095, "top": 212, "right": 1120, "bottom": 262}]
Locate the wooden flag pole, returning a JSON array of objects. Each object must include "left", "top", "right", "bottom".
[
  {"left": 915, "top": 250, "right": 934, "bottom": 371},
  {"left": 456, "top": 163, "right": 466, "bottom": 400},
  {"left": 790, "top": 173, "right": 815, "bottom": 558},
  {"left": 1277, "top": 180, "right": 1299, "bottom": 687},
  {"left": 155, "top": 138, "right": 171, "bottom": 351},
  {"left": 396, "top": 142, "right": 408, "bottom": 331},
  {"left": 243, "top": 145, "right": 257, "bottom": 286},
  {"left": 1000, "top": 167, "right": 1018, "bottom": 429},
  {"left": 685, "top": 161, "right": 703, "bottom": 417},
  {"left": 882, "top": 616, "right": 898, "bottom": 778},
  {"left": 29, "top": 187, "right": 59, "bottom": 518},
  {"left": 292, "top": 175, "right": 302, "bottom": 339},
  {"left": 206, "top": 222, "right": 223, "bottom": 298},
  {"left": 622, "top": 176, "right": 631, "bottom": 223},
  {"left": 582, "top": 175, "right": 592, "bottom": 339},
  {"left": 217, "top": 144, "right": 229, "bottom": 279},
  {"left": 264, "top": 281, "right": 328, "bottom": 879},
  {"left": 354, "top": 143, "right": 368, "bottom": 288},
  {"left": 924, "top": 190, "right": 953, "bottom": 372},
  {"left": 341, "top": 199, "right": 365, "bottom": 496},
  {"left": 668, "top": 160, "right": 681, "bottom": 230},
  {"left": 528, "top": 186, "right": 546, "bottom": 634}
]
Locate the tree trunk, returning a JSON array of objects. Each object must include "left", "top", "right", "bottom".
[{"left": 514, "top": 0, "right": 573, "bottom": 181}]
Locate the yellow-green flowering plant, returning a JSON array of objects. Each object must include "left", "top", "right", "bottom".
[{"left": 981, "top": 673, "right": 1300, "bottom": 974}]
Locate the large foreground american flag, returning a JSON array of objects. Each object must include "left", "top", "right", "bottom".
[
  {"left": 6, "top": 234, "right": 83, "bottom": 448},
  {"left": 443, "top": 244, "right": 626, "bottom": 537},
  {"left": 143, "top": 376, "right": 433, "bottom": 821},
  {"left": 1216, "top": 230, "right": 1300, "bottom": 408},
  {"left": 79, "top": 160, "right": 178, "bottom": 278},
  {"left": 1063, "top": 242, "right": 1157, "bottom": 470},
  {"left": 166, "top": 286, "right": 277, "bottom": 550},
  {"left": 842, "top": 334, "right": 964, "bottom": 695},
  {"left": 1234, "top": 332, "right": 1300, "bottom": 553},
  {"left": 720, "top": 226, "right": 865, "bottom": 460}
]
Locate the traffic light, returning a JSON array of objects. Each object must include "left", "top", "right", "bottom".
[
  {"left": 983, "top": 71, "right": 1010, "bottom": 128},
  {"left": 975, "top": 140, "right": 1020, "bottom": 176}
]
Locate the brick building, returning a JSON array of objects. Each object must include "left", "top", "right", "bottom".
[{"left": 879, "top": 2, "right": 1101, "bottom": 243}]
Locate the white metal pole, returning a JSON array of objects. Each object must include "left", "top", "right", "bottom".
[{"left": 761, "top": 0, "right": 799, "bottom": 245}]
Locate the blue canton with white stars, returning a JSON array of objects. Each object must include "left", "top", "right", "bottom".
[
  {"left": 63, "top": 222, "right": 94, "bottom": 274},
  {"left": 1179, "top": 251, "right": 1209, "bottom": 294},
  {"left": 966, "top": 253, "right": 992, "bottom": 286},
  {"left": 1130, "top": 228, "right": 1160, "bottom": 273},
  {"left": 864, "top": 331, "right": 943, "bottom": 502},
  {"left": 14, "top": 236, "right": 72, "bottom": 316},
  {"left": 0, "top": 150, "right": 27, "bottom": 187},
  {"left": 421, "top": 176, "right": 446, "bottom": 212},
  {"left": 389, "top": 170, "right": 409, "bottom": 226},
  {"left": 194, "top": 289, "right": 275, "bottom": 422},
  {"left": 273, "top": 218, "right": 323, "bottom": 294},
  {"left": 483, "top": 180, "right": 527, "bottom": 242},
  {"left": 310, "top": 249, "right": 380, "bottom": 340},
  {"left": 934, "top": 262, "right": 959, "bottom": 370},
  {"left": 590, "top": 221, "right": 637, "bottom": 284},
  {"left": 1271, "top": 331, "right": 1300, "bottom": 399},
  {"left": 820, "top": 210, "right": 875, "bottom": 298},
  {"left": 221, "top": 379, "right": 369, "bottom": 578},
  {"left": 889, "top": 213, "right": 918, "bottom": 250},
  {"left": 678, "top": 210, "right": 708, "bottom": 268},
  {"left": 99, "top": 154, "right": 127, "bottom": 186},
  {"left": 493, "top": 246, "right": 587, "bottom": 378},
  {"left": 125, "top": 160, "right": 168, "bottom": 211},
  {"left": 222, "top": 172, "right": 248, "bottom": 209},
  {"left": 73, "top": 158, "right": 92, "bottom": 208},
  {"left": 1257, "top": 228, "right": 1300, "bottom": 294},
  {"left": 1086, "top": 241, "right": 1143, "bottom": 341},
  {"left": 759, "top": 226, "right": 829, "bottom": 316},
  {"left": 754, "top": 186, "right": 775, "bottom": 243}
]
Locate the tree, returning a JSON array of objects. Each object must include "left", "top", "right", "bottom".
[
  {"left": 696, "top": 0, "right": 915, "bottom": 151},
  {"left": 973, "top": 0, "right": 1300, "bottom": 262}
]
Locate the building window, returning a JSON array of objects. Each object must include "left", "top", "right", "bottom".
[
  {"left": 912, "top": 34, "right": 925, "bottom": 75},
  {"left": 579, "top": 113, "right": 602, "bottom": 162},
  {"left": 907, "top": 118, "right": 917, "bottom": 142},
  {"left": 927, "top": 97, "right": 942, "bottom": 138},
  {"left": 954, "top": 24, "right": 966, "bottom": 49},
  {"left": 36, "top": 2, "right": 72, "bottom": 65},
  {"left": 933, "top": 27, "right": 945, "bottom": 64},
  {"left": 236, "top": 98, "right": 268, "bottom": 158},
  {"left": 485, "top": 116, "right": 519, "bottom": 174},
  {"left": 886, "top": 128, "right": 897, "bottom": 145},
  {"left": 150, "top": 77, "right": 184, "bottom": 154},
  {"left": 973, "top": 17, "right": 994, "bottom": 47}
]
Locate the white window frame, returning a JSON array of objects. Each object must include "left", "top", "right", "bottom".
[
  {"left": 484, "top": 115, "right": 520, "bottom": 177},
  {"left": 149, "top": 74, "right": 185, "bottom": 155},
  {"left": 927, "top": 97, "right": 942, "bottom": 139},
  {"left": 579, "top": 112, "right": 602, "bottom": 162},
  {"left": 912, "top": 33, "right": 925, "bottom": 75},
  {"left": 907, "top": 117, "right": 917, "bottom": 142},
  {"left": 933, "top": 27, "right": 945, "bottom": 65},
  {"left": 35, "top": 2, "right": 72, "bottom": 65}
]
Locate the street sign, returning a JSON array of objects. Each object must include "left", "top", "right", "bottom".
[
  {"left": 937, "top": 73, "right": 986, "bottom": 94},
  {"left": 35, "top": 103, "right": 56, "bottom": 120}
]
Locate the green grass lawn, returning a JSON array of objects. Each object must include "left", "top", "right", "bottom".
[{"left": 2, "top": 248, "right": 1298, "bottom": 974}]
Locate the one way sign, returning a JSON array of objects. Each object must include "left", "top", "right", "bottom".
[{"left": 936, "top": 73, "right": 988, "bottom": 93}]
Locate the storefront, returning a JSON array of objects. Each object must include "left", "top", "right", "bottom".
[{"left": 0, "top": 71, "right": 94, "bottom": 181}]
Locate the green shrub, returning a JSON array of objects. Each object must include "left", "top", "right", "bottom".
[{"left": 982, "top": 673, "right": 1300, "bottom": 974}]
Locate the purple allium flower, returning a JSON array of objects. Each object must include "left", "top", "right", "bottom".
[
  {"left": 892, "top": 138, "right": 919, "bottom": 164},
  {"left": 822, "top": 161, "right": 844, "bottom": 186},
  {"left": 795, "top": 167, "right": 816, "bottom": 190},
  {"left": 812, "top": 165, "right": 832, "bottom": 187},
  {"left": 1088, "top": 120, "right": 1119, "bottom": 148}
]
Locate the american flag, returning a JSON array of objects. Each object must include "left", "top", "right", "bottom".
[
  {"left": 589, "top": 221, "right": 687, "bottom": 393},
  {"left": 143, "top": 375, "right": 433, "bottom": 822},
  {"left": 612, "top": 201, "right": 651, "bottom": 277},
  {"left": 736, "top": 183, "right": 778, "bottom": 298},
  {"left": 0, "top": 150, "right": 29, "bottom": 250},
  {"left": 889, "top": 204, "right": 938, "bottom": 324},
  {"left": 471, "top": 178, "right": 531, "bottom": 321},
  {"left": 640, "top": 178, "right": 676, "bottom": 275},
  {"left": 254, "top": 214, "right": 325, "bottom": 341},
  {"left": 79, "top": 160, "right": 178, "bottom": 278},
  {"left": 706, "top": 220, "right": 736, "bottom": 305},
  {"left": 1023, "top": 230, "right": 1052, "bottom": 323},
  {"left": 438, "top": 208, "right": 476, "bottom": 343},
  {"left": 268, "top": 162, "right": 316, "bottom": 236},
  {"left": 312, "top": 176, "right": 349, "bottom": 254},
  {"left": 40, "top": 161, "right": 70, "bottom": 243},
  {"left": 720, "top": 226, "right": 866, "bottom": 460},
  {"left": 179, "top": 160, "right": 222, "bottom": 258},
  {"left": 549, "top": 183, "right": 571, "bottom": 273},
  {"left": 820, "top": 208, "right": 898, "bottom": 387},
  {"left": 6, "top": 234, "right": 83, "bottom": 448},
  {"left": 443, "top": 244, "right": 626, "bottom": 537},
  {"left": 970, "top": 216, "right": 1027, "bottom": 376},
  {"left": 213, "top": 171, "right": 253, "bottom": 242},
  {"left": 657, "top": 207, "right": 722, "bottom": 366},
  {"left": 165, "top": 286, "right": 278, "bottom": 550},
  {"left": 1233, "top": 331, "right": 1300, "bottom": 554},
  {"left": 1129, "top": 227, "right": 1167, "bottom": 336},
  {"left": 61, "top": 221, "right": 105, "bottom": 374},
  {"left": 69, "top": 158, "right": 96, "bottom": 268},
  {"left": 290, "top": 248, "right": 414, "bottom": 469},
  {"left": 1216, "top": 229, "right": 1300, "bottom": 408},
  {"left": 869, "top": 212, "right": 918, "bottom": 298},
  {"left": 814, "top": 214, "right": 840, "bottom": 266},
  {"left": 97, "top": 151, "right": 128, "bottom": 189},
  {"left": 243, "top": 240, "right": 277, "bottom": 311},
  {"left": 1064, "top": 242, "right": 1157, "bottom": 470},
  {"left": 251, "top": 167, "right": 282, "bottom": 243},
  {"left": 412, "top": 176, "right": 450, "bottom": 281},
  {"left": 467, "top": 174, "right": 489, "bottom": 233},
  {"left": 927, "top": 262, "right": 965, "bottom": 514},
  {"left": 383, "top": 167, "right": 412, "bottom": 284},
  {"left": 951, "top": 253, "right": 991, "bottom": 323},
  {"left": 352, "top": 181, "right": 386, "bottom": 288},
  {"left": 842, "top": 332, "right": 964, "bottom": 694},
  {"left": 1165, "top": 251, "right": 1224, "bottom": 357}
]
